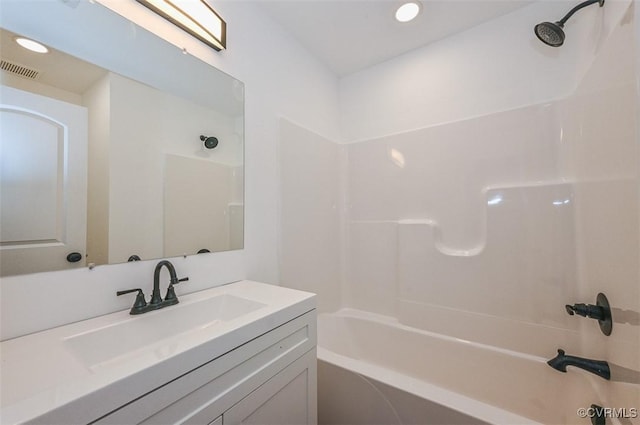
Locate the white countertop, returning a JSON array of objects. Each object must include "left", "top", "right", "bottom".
[{"left": 0, "top": 281, "right": 315, "bottom": 425}]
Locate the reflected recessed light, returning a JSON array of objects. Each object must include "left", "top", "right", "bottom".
[
  {"left": 15, "top": 37, "right": 49, "bottom": 54},
  {"left": 395, "top": 2, "right": 421, "bottom": 23}
]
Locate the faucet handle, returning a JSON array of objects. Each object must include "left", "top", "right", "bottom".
[
  {"left": 164, "top": 276, "right": 188, "bottom": 305},
  {"left": 565, "top": 303, "right": 601, "bottom": 318},
  {"left": 565, "top": 293, "right": 612, "bottom": 336},
  {"left": 117, "top": 288, "right": 148, "bottom": 314}
]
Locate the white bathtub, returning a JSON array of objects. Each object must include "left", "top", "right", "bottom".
[{"left": 317, "top": 309, "right": 591, "bottom": 425}]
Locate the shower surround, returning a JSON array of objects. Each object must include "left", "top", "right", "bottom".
[{"left": 279, "top": 1, "right": 638, "bottom": 423}]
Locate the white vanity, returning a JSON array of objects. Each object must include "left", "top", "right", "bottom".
[{"left": 0, "top": 281, "right": 317, "bottom": 425}]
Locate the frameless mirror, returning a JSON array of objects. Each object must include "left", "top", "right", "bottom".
[{"left": 0, "top": 1, "right": 244, "bottom": 277}]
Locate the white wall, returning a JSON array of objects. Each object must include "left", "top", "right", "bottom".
[
  {"left": 339, "top": 0, "right": 631, "bottom": 142},
  {"left": 0, "top": 0, "right": 339, "bottom": 340}
]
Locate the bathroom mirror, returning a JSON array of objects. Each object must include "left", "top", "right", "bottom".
[{"left": 0, "top": 1, "right": 244, "bottom": 277}]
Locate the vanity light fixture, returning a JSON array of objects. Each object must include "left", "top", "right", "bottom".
[
  {"left": 395, "top": 2, "right": 421, "bottom": 23},
  {"left": 136, "top": 0, "right": 226, "bottom": 51},
  {"left": 14, "top": 37, "right": 49, "bottom": 54}
]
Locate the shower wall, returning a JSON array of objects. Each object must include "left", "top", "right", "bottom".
[
  {"left": 345, "top": 106, "right": 571, "bottom": 322},
  {"left": 278, "top": 120, "right": 345, "bottom": 313},
  {"left": 340, "top": 0, "right": 638, "bottom": 362},
  {"left": 280, "top": 0, "right": 637, "bottom": 372}
]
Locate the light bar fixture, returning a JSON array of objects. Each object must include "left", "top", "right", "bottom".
[{"left": 136, "top": 0, "right": 226, "bottom": 51}]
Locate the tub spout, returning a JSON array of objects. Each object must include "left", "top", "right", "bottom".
[{"left": 547, "top": 349, "right": 610, "bottom": 380}]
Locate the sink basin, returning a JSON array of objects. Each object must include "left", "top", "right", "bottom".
[{"left": 63, "top": 294, "right": 266, "bottom": 370}]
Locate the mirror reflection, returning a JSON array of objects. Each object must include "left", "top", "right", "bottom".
[{"left": 0, "top": 17, "right": 244, "bottom": 277}]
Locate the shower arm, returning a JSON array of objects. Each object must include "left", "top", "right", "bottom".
[{"left": 558, "top": 0, "right": 604, "bottom": 26}]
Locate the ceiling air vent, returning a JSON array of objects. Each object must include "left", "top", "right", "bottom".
[{"left": 0, "top": 59, "right": 40, "bottom": 80}]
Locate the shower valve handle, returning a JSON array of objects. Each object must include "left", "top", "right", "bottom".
[
  {"left": 565, "top": 303, "right": 604, "bottom": 320},
  {"left": 565, "top": 293, "right": 612, "bottom": 336}
]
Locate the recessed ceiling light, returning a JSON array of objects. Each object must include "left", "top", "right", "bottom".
[
  {"left": 15, "top": 37, "right": 49, "bottom": 54},
  {"left": 395, "top": 2, "right": 421, "bottom": 23}
]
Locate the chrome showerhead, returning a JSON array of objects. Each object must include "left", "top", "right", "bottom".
[{"left": 534, "top": 21, "right": 565, "bottom": 47}]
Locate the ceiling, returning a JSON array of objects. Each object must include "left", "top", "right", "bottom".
[
  {"left": 259, "top": 0, "right": 535, "bottom": 76},
  {"left": 0, "top": 28, "right": 106, "bottom": 95}
]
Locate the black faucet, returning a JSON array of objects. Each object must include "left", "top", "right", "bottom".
[
  {"left": 117, "top": 260, "right": 188, "bottom": 315},
  {"left": 547, "top": 349, "right": 610, "bottom": 380},
  {"left": 151, "top": 260, "right": 188, "bottom": 307}
]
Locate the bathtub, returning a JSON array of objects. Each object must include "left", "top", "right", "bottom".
[{"left": 317, "top": 309, "right": 589, "bottom": 425}]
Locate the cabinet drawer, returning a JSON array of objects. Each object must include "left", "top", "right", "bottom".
[{"left": 95, "top": 311, "right": 316, "bottom": 425}]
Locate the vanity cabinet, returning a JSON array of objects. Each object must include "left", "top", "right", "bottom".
[{"left": 94, "top": 311, "right": 317, "bottom": 425}]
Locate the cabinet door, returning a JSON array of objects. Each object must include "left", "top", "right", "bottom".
[{"left": 224, "top": 350, "right": 317, "bottom": 425}]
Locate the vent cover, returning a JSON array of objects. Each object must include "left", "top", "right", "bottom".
[{"left": 0, "top": 59, "right": 40, "bottom": 80}]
